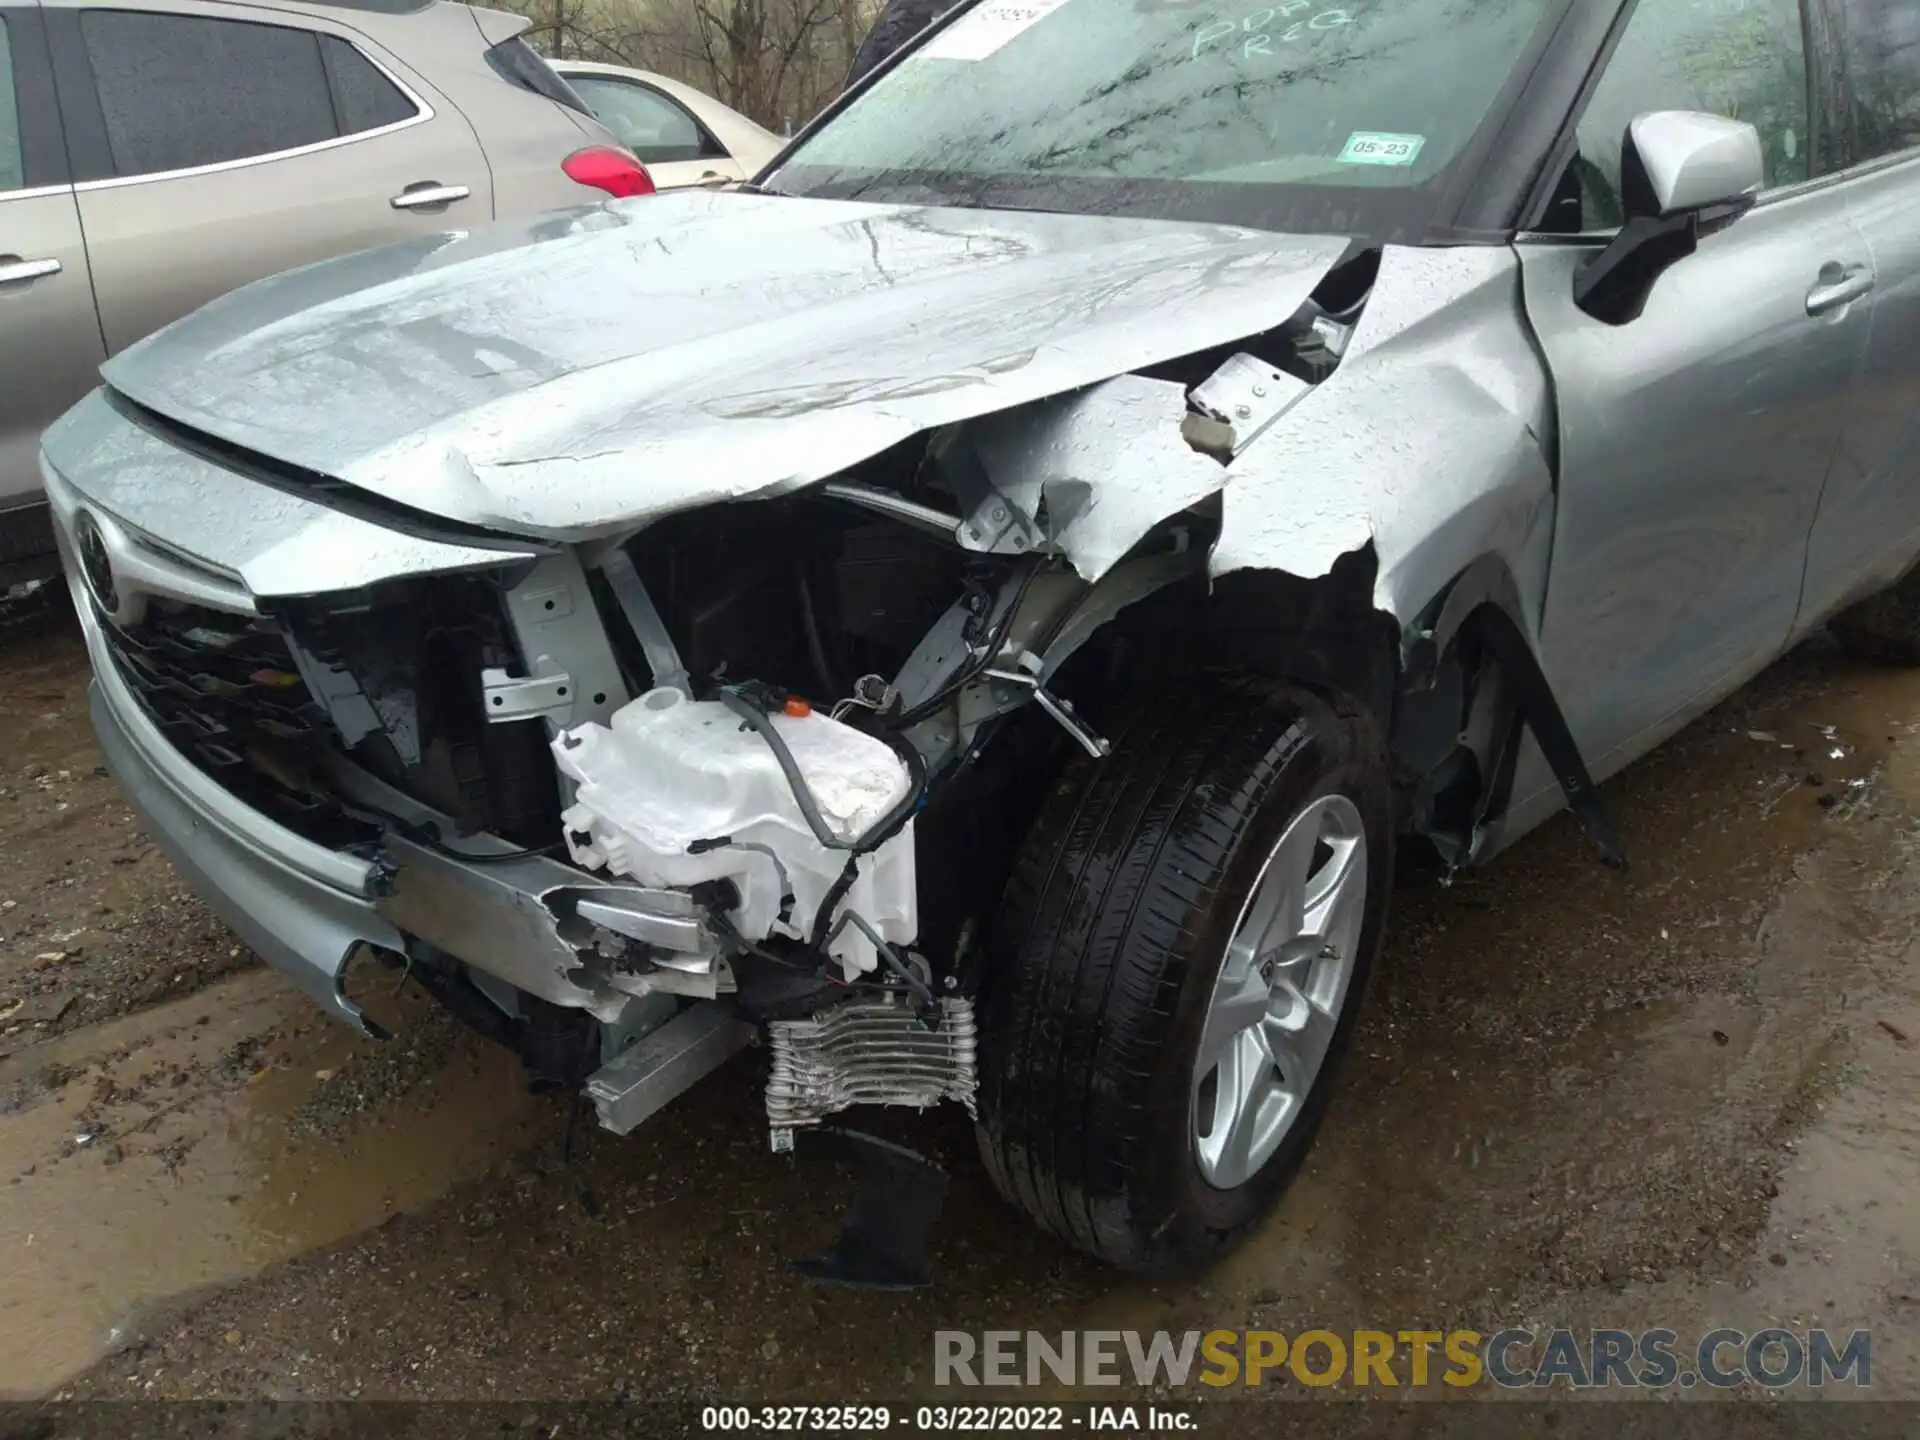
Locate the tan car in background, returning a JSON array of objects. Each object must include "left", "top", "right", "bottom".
[
  {"left": 553, "top": 61, "right": 784, "bottom": 189},
  {"left": 0, "top": 0, "right": 642, "bottom": 585}
]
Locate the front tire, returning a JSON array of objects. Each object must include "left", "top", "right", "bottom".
[{"left": 976, "top": 674, "right": 1392, "bottom": 1275}]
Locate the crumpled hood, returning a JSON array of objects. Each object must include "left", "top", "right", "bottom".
[{"left": 103, "top": 190, "right": 1349, "bottom": 538}]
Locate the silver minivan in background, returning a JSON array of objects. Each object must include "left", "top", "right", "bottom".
[{"left": 0, "top": 0, "right": 640, "bottom": 585}]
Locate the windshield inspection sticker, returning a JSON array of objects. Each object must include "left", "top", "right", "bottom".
[
  {"left": 919, "top": 0, "right": 1075, "bottom": 60},
  {"left": 1339, "top": 131, "right": 1426, "bottom": 166}
]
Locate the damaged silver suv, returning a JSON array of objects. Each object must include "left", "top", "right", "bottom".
[{"left": 40, "top": 0, "right": 1920, "bottom": 1279}]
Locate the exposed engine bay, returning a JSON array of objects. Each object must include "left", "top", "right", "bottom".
[
  {"left": 560, "top": 494, "right": 959, "bottom": 983},
  {"left": 227, "top": 356, "right": 1301, "bottom": 1141},
  {"left": 548, "top": 511, "right": 1160, "bottom": 1147}
]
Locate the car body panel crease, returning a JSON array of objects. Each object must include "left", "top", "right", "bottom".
[
  {"left": 97, "top": 190, "right": 1351, "bottom": 538},
  {"left": 41, "top": 391, "right": 540, "bottom": 603}
]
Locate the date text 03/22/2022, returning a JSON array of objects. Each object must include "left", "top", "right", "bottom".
[{"left": 699, "top": 1405, "right": 1194, "bottom": 1432}]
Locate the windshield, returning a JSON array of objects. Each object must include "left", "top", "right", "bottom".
[{"left": 771, "top": 0, "right": 1563, "bottom": 237}]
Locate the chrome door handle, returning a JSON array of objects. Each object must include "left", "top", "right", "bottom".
[
  {"left": 390, "top": 184, "right": 471, "bottom": 211},
  {"left": 1807, "top": 264, "right": 1875, "bottom": 317},
  {"left": 0, "top": 257, "right": 61, "bottom": 285}
]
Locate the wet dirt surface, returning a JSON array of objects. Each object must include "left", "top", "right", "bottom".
[
  {"left": 5, "top": 586, "right": 1920, "bottom": 1409},
  {"left": 0, "top": 597, "right": 251, "bottom": 1046}
]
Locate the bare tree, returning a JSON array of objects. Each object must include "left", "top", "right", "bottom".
[{"left": 498, "top": 0, "right": 882, "bottom": 131}]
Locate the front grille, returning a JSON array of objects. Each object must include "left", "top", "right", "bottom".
[
  {"left": 96, "top": 602, "right": 374, "bottom": 848},
  {"left": 96, "top": 562, "right": 565, "bottom": 852}
]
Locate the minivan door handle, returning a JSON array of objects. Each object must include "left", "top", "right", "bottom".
[
  {"left": 390, "top": 183, "right": 471, "bottom": 212},
  {"left": 0, "top": 256, "right": 61, "bottom": 286},
  {"left": 1806, "top": 263, "right": 1875, "bottom": 317}
]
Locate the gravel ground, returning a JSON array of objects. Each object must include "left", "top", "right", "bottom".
[{"left": 3, "top": 588, "right": 1919, "bottom": 1422}]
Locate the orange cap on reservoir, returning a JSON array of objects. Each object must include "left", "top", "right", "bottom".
[{"left": 783, "top": 696, "right": 813, "bottom": 718}]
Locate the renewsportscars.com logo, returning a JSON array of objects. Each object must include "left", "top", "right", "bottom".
[{"left": 933, "top": 1328, "right": 1872, "bottom": 1390}]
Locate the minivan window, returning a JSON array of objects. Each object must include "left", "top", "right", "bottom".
[
  {"left": 772, "top": 0, "right": 1563, "bottom": 238},
  {"left": 81, "top": 10, "right": 340, "bottom": 177},
  {"left": 568, "top": 77, "right": 716, "bottom": 164},
  {"left": 0, "top": 16, "right": 23, "bottom": 193},
  {"left": 1829, "top": 0, "right": 1920, "bottom": 163},
  {"left": 320, "top": 35, "right": 417, "bottom": 135}
]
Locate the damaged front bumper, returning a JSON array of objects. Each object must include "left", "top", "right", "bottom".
[
  {"left": 77, "top": 561, "right": 733, "bottom": 1033},
  {"left": 43, "top": 419, "right": 750, "bottom": 1105},
  {"left": 84, "top": 624, "right": 401, "bottom": 1034},
  {"left": 69, "top": 525, "right": 760, "bottom": 1130}
]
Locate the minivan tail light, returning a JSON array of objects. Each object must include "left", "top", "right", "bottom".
[{"left": 563, "top": 146, "right": 656, "bottom": 198}]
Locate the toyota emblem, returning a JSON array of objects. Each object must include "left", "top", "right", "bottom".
[{"left": 74, "top": 511, "right": 119, "bottom": 615}]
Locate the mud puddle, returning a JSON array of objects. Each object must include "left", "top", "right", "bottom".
[
  {"left": 0, "top": 971, "right": 541, "bottom": 1396},
  {"left": 0, "top": 601, "right": 551, "bottom": 1395}
]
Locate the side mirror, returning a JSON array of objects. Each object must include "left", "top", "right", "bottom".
[{"left": 1573, "top": 111, "right": 1763, "bottom": 326}]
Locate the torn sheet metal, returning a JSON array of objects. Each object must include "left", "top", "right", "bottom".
[
  {"left": 966, "top": 374, "right": 1240, "bottom": 581},
  {"left": 95, "top": 191, "right": 1348, "bottom": 538},
  {"left": 69, "top": 222, "right": 1553, "bottom": 656},
  {"left": 1211, "top": 246, "right": 1556, "bottom": 627},
  {"left": 967, "top": 247, "right": 1554, "bottom": 613}
]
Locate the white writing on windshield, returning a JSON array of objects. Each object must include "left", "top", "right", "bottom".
[{"left": 1192, "top": 4, "right": 1356, "bottom": 60}]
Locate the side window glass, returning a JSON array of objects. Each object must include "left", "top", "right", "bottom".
[
  {"left": 320, "top": 36, "right": 417, "bottom": 136},
  {"left": 80, "top": 10, "right": 338, "bottom": 177},
  {"left": 568, "top": 77, "right": 714, "bottom": 164},
  {"left": 1573, "top": 0, "right": 1810, "bottom": 229},
  {"left": 1828, "top": 0, "right": 1920, "bottom": 162},
  {"left": 0, "top": 16, "right": 22, "bottom": 193}
]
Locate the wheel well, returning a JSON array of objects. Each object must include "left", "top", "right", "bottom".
[
  {"left": 1188, "top": 546, "right": 1400, "bottom": 723},
  {"left": 1041, "top": 546, "right": 1560, "bottom": 866},
  {"left": 933, "top": 544, "right": 1614, "bottom": 978},
  {"left": 922, "top": 546, "right": 1400, "bottom": 983},
  {"left": 1047, "top": 543, "right": 1399, "bottom": 726}
]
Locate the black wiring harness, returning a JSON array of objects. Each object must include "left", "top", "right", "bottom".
[
  {"left": 712, "top": 681, "right": 929, "bottom": 951},
  {"left": 888, "top": 556, "right": 1048, "bottom": 730},
  {"left": 699, "top": 559, "right": 1057, "bottom": 1012}
]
